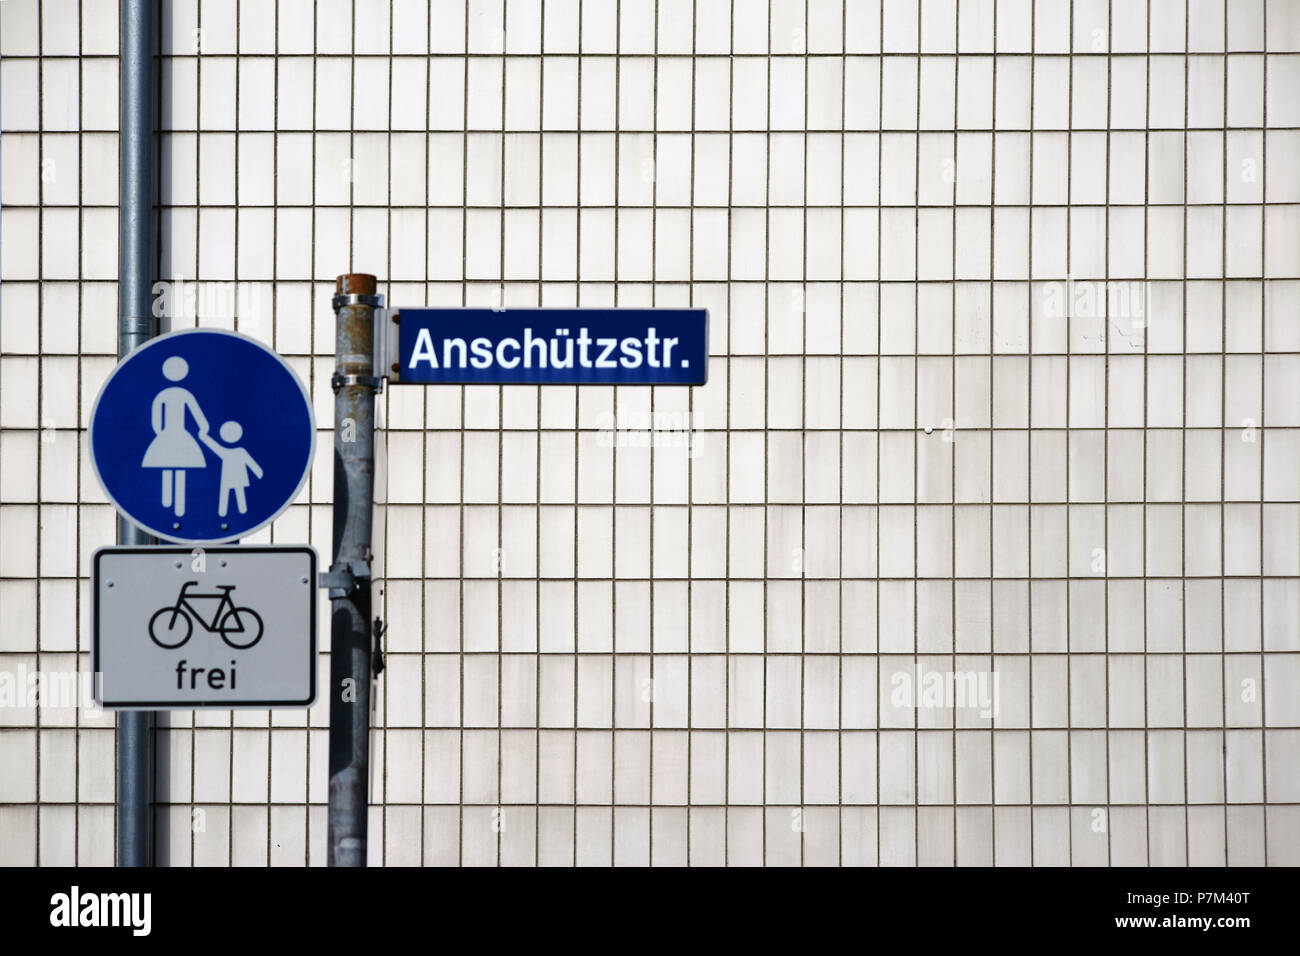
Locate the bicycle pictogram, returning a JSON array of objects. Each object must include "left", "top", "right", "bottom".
[{"left": 148, "top": 580, "right": 264, "bottom": 650}]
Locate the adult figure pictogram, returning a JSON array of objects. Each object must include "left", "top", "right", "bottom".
[{"left": 141, "top": 355, "right": 210, "bottom": 517}]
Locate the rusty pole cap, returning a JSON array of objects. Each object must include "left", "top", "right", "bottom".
[{"left": 336, "top": 274, "right": 378, "bottom": 296}]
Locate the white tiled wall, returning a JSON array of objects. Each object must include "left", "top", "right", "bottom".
[{"left": 2, "top": 0, "right": 1299, "bottom": 866}]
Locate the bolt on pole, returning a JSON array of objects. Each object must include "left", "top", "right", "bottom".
[{"left": 326, "top": 274, "right": 383, "bottom": 866}]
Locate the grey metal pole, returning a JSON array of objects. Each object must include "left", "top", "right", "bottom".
[
  {"left": 116, "top": 0, "right": 158, "bottom": 868},
  {"left": 326, "top": 274, "right": 382, "bottom": 866}
]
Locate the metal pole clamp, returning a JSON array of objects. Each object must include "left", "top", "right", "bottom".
[{"left": 332, "top": 292, "right": 385, "bottom": 311}]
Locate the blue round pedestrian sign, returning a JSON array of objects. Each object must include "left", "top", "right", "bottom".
[{"left": 90, "top": 329, "right": 315, "bottom": 544}]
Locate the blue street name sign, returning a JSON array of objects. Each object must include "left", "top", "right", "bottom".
[
  {"left": 392, "top": 308, "right": 708, "bottom": 385},
  {"left": 90, "top": 328, "right": 315, "bottom": 545}
]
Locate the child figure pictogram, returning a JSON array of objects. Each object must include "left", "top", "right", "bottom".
[{"left": 200, "top": 421, "right": 264, "bottom": 517}]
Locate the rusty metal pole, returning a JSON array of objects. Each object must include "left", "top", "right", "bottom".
[{"left": 326, "top": 274, "right": 382, "bottom": 866}]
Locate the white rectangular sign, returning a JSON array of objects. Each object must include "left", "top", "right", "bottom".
[{"left": 92, "top": 546, "right": 318, "bottom": 709}]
